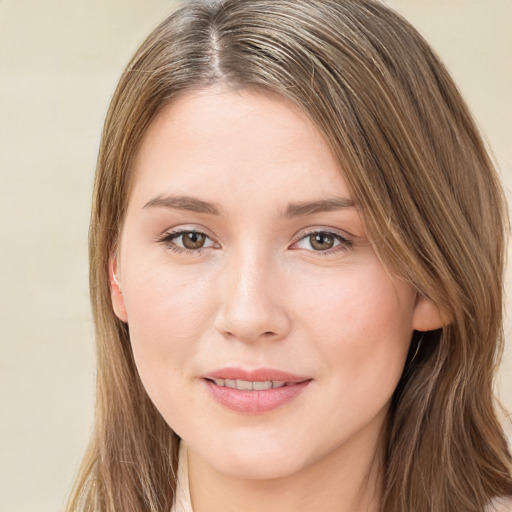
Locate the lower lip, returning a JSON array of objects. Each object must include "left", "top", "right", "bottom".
[{"left": 204, "top": 379, "right": 311, "bottom": 414}]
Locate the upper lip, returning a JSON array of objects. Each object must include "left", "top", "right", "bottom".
[{"left": 202, "top": 367, "right": 311, "bottom": 383}]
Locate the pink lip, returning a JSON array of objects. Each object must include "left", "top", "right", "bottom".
[
  {"left": 201, "top": 367, "right": 312, "bottom": 414},
  {"left": 202, "top": 367, "right": 310, "bottom": 383}
]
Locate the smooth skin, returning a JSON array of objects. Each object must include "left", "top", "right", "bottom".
[{"left": 111, "top": 88, "right": 442, "bottom": 512}]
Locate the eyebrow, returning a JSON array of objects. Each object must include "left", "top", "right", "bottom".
[
  {"left": 284, "top": 197, "right": 355, "bottom": 217},
  {"left": 143, "top": 194, "right": 355, "bottom": 217},
  {"left": 144, "top": 195, "right": 221, "bottom": 214}
]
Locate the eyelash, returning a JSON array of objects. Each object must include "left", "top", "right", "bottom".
[{"left": 157, "top": 228, "right": 354, "bottom": 257}]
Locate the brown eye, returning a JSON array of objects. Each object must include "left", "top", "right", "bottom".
[
  {"left": 160, "top": 229, "right": 216, "bottom": 253},
  {"left": 293, "top": 230, "right": 352, "bottom": 255},
  {"left": 182, "top": 231, "right": 206, "bottom": 249},
  {"left": 309, "top": 232, "right": 335, "bottom": 251}
]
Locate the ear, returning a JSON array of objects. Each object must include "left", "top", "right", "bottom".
[
  {"left": 109, "top": 257, "right": 128, "bottom": 323},
  {"left": 412, "top": 293, "right": 449, "bottom": 332}
]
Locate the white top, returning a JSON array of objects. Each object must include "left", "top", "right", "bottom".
[
  {"left": 171, "top": 441, "right": 193, "bottom": 512},
  {"left": 170, "top": 442, "right": 512, "bottom": 512}
]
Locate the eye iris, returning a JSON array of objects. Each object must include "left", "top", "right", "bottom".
[
  {"left": 182, "top": 232, "right": 205, "bottom": 249},
  {"left": 310, "top": 232, "right": 334, "bottom": 250}
]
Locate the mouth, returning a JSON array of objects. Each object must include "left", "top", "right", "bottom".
[
  {"left": 205, "top": 378, "right": 303, "bottom": 390},
  {"left": 201, "top": 367, "right": 312, "bottom": 414}
]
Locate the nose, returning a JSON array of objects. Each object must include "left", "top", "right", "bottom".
[{"left": 213, "top": 247, "right": 292, "bottom": 343}]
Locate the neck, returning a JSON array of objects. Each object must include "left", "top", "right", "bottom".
[{"left": 186, "top": 413, "right": 385, "bottom": 512}]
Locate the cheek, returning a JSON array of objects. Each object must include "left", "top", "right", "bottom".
[
  {"left": 300, "top": 264, "right": 414, "bottom": 403},
  {"left": 121, "top": 260, "right": 217, "bottom": 390}
]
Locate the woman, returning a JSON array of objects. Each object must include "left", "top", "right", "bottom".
[{"left": 67, "top": 0, "right": 512, "bottom": 511}]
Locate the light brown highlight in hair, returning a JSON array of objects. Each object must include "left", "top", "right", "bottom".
[{"left": 67, "top": 1, "right": 512, "bottom": 510}]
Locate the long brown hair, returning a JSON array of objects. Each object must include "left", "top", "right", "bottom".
[{"left": 67, "top": 1, "right": 512, "bottom": 510}]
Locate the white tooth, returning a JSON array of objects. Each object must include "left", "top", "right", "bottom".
[
  {"left": 212, "top": 378, "right": 225, "bottom": 386},
  {"left": 224, "top": 379, "right": 237, "bottom": 388},
  {"left": 252, "top": 380, "right": 272, "bottom": 390},
  {"left": 236, "top": 379, "right": 253, "bottom": 390},
  {"left": 272, "top": 381, "right": 286, "bottom": 388}
]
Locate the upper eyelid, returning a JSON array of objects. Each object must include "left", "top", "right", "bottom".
[
  {"left": 160, "top": 225, "right": 215, "bottom": 239},
  {"left": 161, "top": 225, "right": 351, "bottom": 238},
  {"left": 290, "top": 227, "right": 353, "bottom": 248},
  {"left": 293, "top": 227, "right": 351, "bottom": 240}
]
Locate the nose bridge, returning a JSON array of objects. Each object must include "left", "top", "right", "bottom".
[{"left": 214, "top": 241, "right": 290, "bottom": 342}]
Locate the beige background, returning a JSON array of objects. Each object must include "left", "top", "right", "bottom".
[{"left": 0, "top": 1, "right": 511, "bottom": 511}]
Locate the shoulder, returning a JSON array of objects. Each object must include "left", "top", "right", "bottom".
[{"left": 487, "top": 497, "right": 512, "bottom": 512}]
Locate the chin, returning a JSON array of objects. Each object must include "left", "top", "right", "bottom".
[
  {"left": 199, "top": 432, "right": 314, "bottom": 480},
  {"left": 215, "top": 452, "right": 306, "bottom": 481}
]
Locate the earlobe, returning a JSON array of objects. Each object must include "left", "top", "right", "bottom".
[
  {"left": 412, "top": 294, "right": 449, "bottom": 332},
  {"left": 109, "top": 258, "right": 128, "bottom": 323}
]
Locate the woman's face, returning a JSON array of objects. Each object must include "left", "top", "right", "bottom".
[{"left": 113, "top": 89, "right": 438, "bottom": 480}]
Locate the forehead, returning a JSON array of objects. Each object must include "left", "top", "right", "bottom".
[{"left": 129, "top": 88, "right": 353, "bottom": 210}]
